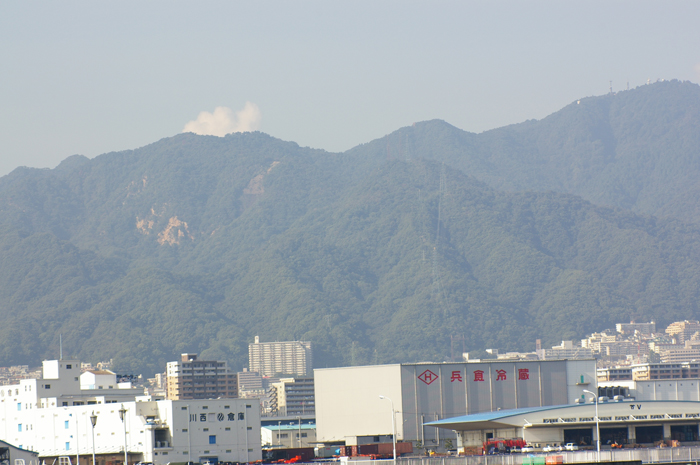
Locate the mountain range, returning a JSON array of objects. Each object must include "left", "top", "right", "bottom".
[{"left": 1, "top": 79, "right": 699, "bottom": 376}]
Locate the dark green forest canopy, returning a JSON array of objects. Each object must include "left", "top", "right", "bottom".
[{"left": 1, "top": 80, "right": 699, "bottom": 376}]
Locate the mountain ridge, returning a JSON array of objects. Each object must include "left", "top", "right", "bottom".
[{"left": 1, "top": 81, "right": 699, "bottom": 375}]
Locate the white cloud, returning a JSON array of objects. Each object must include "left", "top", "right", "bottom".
[{"left": 183, "top": 102, "right": 261, "bottom": 136}]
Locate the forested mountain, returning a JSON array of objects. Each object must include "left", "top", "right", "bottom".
[
  {"left": 357, "top": 80, "right": 700, "bottom": 223},
  {"left": 1, "top": 80, "right": 699, "bottom": 376}
]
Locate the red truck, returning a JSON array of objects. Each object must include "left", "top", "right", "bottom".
[{"left": 483, "top": 438, "right": 527, "bottom": 454}]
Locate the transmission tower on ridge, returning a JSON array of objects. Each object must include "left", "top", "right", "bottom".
[{"left": 432, "top": 163, "right": 448, "bottom": 314}]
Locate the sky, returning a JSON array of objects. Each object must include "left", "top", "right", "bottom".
[{"left": 1, "top": 1, "right": 699, "bottom": 177}]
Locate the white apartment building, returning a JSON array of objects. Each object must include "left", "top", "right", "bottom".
[
  {"left": 616, "top": 321, "right": 656, "bottom": 336},
  {"left": 537, "top": 340, "right": 593, "bottom": 360},
  {"left": 249, "top": 337, "right": 312, "bottom": 377},
  {"left": 0, "top": 359, "right": 261, "bottom": 464},
  {"left": 666, "top": 320, "right": 700, "bottom": 345}
]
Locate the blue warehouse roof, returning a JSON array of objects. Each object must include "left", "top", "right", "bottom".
[{"left": 425, "top": 400, "right": 700, "bottom": 431}]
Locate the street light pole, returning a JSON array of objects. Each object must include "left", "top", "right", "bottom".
[
  {"left": 185, "top": 405, "right": 192, "bottom": 465},
  {"left": 118, "top": 405, "right": 128, "bottom": 465},
  {"left": 297, "top": 417, "right": 302, "bottom": 448},
  {"left": 90, "top": 411, "right": 97, "bottom": 465},
  {"left": 583, "top": 390, "right": 600, "bottom": 462},
  {"left": 379, "top": 396, "right": 397, "bottom": 462}
]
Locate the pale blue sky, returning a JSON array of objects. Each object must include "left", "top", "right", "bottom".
[{"left": 1, "top": 1, "right": 698, "bottom": 176}]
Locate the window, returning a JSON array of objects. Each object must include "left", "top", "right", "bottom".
[
  {"left": 203, "top": 428, "right": 209, "bottom": 432},
  {"left": 202, "top": 406, "right": 208, "bottom": 409},
  {"left": 62, "top": 402, "right": 68, "bottom": 406},
  {"left": 17, "top": 403, "right": 21, "bottom": 411},
  {"left": 302, "top": 433, "right": 307, "bottom": 437},
  {"left": 280, "top": 433, "right": 288, "bottom": 438},
  {"left": 209, "top": 435, "right": 216, "bottom": 444},
  {"left": 181, "top": 407, "right": 187, "bottom": 410},
  {"left": 247, "top": 426, "right": 252, "bottom": 430},
  {"left": 18, "top": 424, "right": 22, "bottom": 432},
  {"left": 65, "top": 421, "right": 69, "bottom": 429},
  {"left": 66, "top": 364, "right": 72, "bottom": 369},
  {"left": 65, "top": 442, "right": 70, "bottom": 451},
  {"left": 182, "top": 429, "right": 188, "bottom": 433},
  {"left": 224, "top": 405, "right": 230, "bottom": 409},
  {"left": 225, "top": 427, "right": 231, "bottom": 431}
]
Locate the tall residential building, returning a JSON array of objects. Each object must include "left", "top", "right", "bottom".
[
  {"left": 166, "top": 353, "right": 237, "bottom": 400},
  {"left": 249, "top": 336, "right": 313, "bottom": 377}
]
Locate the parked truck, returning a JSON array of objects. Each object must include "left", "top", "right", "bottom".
[{"left": 483, "top": 438, "right": 527, "bottom": 454}]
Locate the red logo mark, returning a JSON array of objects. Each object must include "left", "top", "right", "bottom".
[
  {"left": 496, "top": 369, "right": 507, "bottom": 381},
  {"left": 418, "top": 369, "right": 438, "bottom": 385},
  {"left": 518, "top": 368, "right": 530, "bottom": 380},
  {"left": 473, "top": 370, "right": 485, "bottom": 382},
  {"left": 450, "top": 370, "right": 463, "bottom": 382}
]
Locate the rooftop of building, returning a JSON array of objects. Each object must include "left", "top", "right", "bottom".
[{"left": 425, "top": 399, "right": 700, "bottom": 431}]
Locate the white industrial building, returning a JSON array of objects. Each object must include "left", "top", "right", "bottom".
[
  {"left": 314, "top": 359, "right": 595, "bottom": 447},
  {"left": 261, "top": 421, "right": 317, "bottom": 448},
  {"left": 427, "top": 400, "right": 700, "bottom": 451},
  {"left": 0, "top": 359, "right": 261, "bottom": 464}
]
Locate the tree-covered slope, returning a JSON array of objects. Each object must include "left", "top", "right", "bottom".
[
  {"left": 353, "top": 80, "right": 700, "bottom": 223},
  {"left": 2, "top": 127, "right": 700, "bottom": 375}
]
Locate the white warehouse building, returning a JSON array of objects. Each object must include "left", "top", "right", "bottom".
[
  {"left": 314, "top": 359, "right": 595, "bottom": 447},
  {"left": 0, "top": 359, "right": 261, "bottom": 464}
]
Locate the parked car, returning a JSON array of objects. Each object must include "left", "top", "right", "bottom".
[
  {"left": 521, "top": 445, "right": 535, "bottom": 453},
  {"left": 543, "top": 445, "right": 563, "bottom": 452},
  {"left": 565, "top": 443, "right": 579, "bottom": 451}
]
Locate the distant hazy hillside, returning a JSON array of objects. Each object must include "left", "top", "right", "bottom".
[
  {"left": 355, "top": 80, "right": 700, "bottom": 223},
  {"left": 1, "top": 81, "right": 700, "bottom": 375}
]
